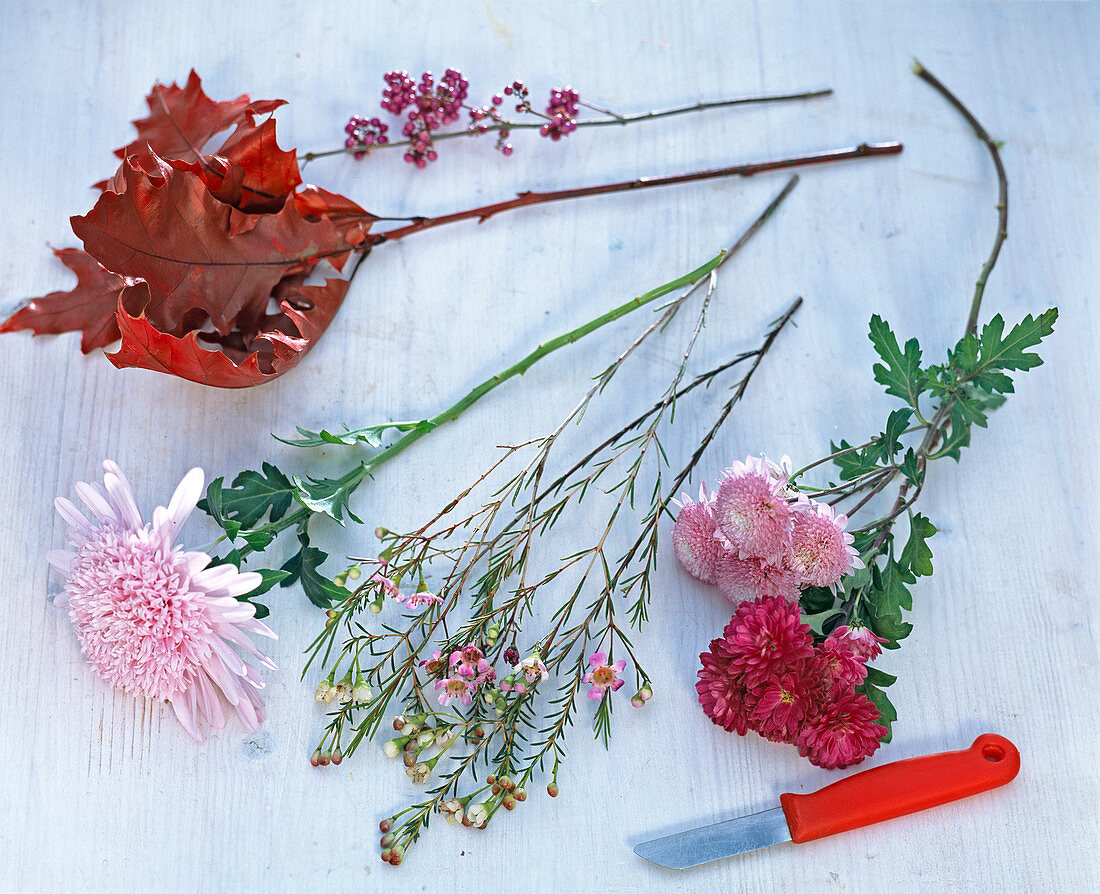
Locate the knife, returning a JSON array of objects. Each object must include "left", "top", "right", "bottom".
[{"left": 634, "top": 733, "right": 1019, "bottom": 869}]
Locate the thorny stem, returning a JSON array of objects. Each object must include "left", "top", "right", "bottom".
[
  {"left": 298, "top": 89, "right": 835, "bottom": 162},
  {"left": 913, "top": 61, "right": 1007, "bottom": 335},
  {"left": 370, "top": 143, "right": 901, "bottom": 243}
]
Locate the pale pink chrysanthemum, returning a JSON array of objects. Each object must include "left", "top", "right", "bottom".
[
  {"left": 795, "top": 691, "right": 885, "bottom": 769},
  {"left": 47, "top": 461, "right": 276, "bottom": 742},
  {"left": 789, "top": 501, "right": 863, "bottom": 588},
  {"left": 671, "top": 485, "right": 722, "bottom": 584},
  {"left": 830, "top": 623, "right": 888, "bottom": 662},
  {"left": 714, "top": 457, "right": 795, "bottom": 566},
  {"left": 722, "top": 596, "right": 814, "bottom": 686},
  {"left": 581, "top": 652, "right": 626, "bottom": 700},
  {"left": 696, "top": 641, "right": 754, "bottom": 735},
  {"left": 714, "top": 553, "right": 800, "bottom": 605}
]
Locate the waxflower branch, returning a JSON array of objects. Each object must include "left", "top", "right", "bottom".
[
  {"left": 299, "top": 189, "right": 800, "bottom": 866},
  {"left": 678, "top": 65, "right": 1056, "bottom": 772}
]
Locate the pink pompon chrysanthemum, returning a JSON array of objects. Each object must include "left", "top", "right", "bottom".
[
  {"left": 671, "top": 485, "right": 722, "bottom": 584},
  {"left": 714, "top": 457, "right": 795, "bottom": 566},
  {"left": 48, "top": 461, "right": 276, "bottom": 742},
  {"left": 581, "top": 652, "right": 626, "bottom": 699},
  {"left": 789, "top": 502, "right": 863, "bottom": 589},
  {"left": 795, "top": 691, "right": 885, "bottom": 769},
  {"left": 818, "top": 633, "right": 869, "bottom": 691},
  {"left": 435, "top": 675, "right": 475, "bottom": 707},
  {"left": 714, "top": 553, "right": 800, "bottom": 605},
  {"left": 696, "top": 641, "right": 753, "bottom": 735},
  {"left": 723, "top": 596, "right": 814, "bottom": 686},
  {"left": 830, "top": 623, "right": 888, "bottom": 662},
  {"left": 750, "top": 671, "right": 816, "bottom": 743}
]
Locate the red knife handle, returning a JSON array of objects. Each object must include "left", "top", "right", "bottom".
[{"left": 779, "top": 733, "right": 1020, "bottom": 843}]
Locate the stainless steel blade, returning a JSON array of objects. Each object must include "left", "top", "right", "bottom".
[{"left": 633, "top": 806, "right": 792, "bottom": 869}]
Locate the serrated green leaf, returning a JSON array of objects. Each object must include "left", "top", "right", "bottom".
[
  {"left": 280, "top": 529, "right": 348, "bottom": 609},
  {"left": 898, "top": 448, "right": 924, "bottom": 488},
  {"left": 831, "top": 439, "right": 884, "bottom": 482},
  {"left": 858, "top": 678, "right": 898, "bottom": 743},
  {"left": 199, "top": 462, "right": 295, "bottom": 529},
  {"left": 881, "top": 408, "right": 914, "bottom": 457},
  {"left": 862, "top": 559, "right": 914, "bottom": 646},
  {"left": 930, "top": 402, "right": 972, "bottom": 462},
  {"left": 800, "top": 586, "right": 837, "bottom": 615},
  {"left": 291, "top": 466, "right": 364, "bottom": 525},
  {"left": 804, "top": 609, "right": 845, "bottom": 638},
  {"left": 864, "top": 665, "right": 897, "bottom": 687},
  {"left": 240, "top": 528, "right": 276, "bottom": 551},
  {"left": 901, "top": 513, "right": 936, "bottom": 577},
  {"left": 242, "top": 568, "right": 290, "bottom": 597},
  {"left": 868, "top": 314, "right": 927, "bottom": 408},
  {"left": 963, "top": 309, "right": 1058, "bottom": 395},
  {"left": 275, "top": 419, "right": 435, "bottom": 449},
  {"left": 201, "top": 477, "right": 241, "bottom": 540}
]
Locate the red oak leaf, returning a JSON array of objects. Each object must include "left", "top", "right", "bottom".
[
  {"left": 70, "top": 153, "right": 369, "bottom": 337},
  {"left": 116, "top": 70, "right": 285, "bottom": 175},
  {"left": 0, "top": 248, "right": 136, "bottom": 352},
  {"left": 108, "top": 276, "right": 351, "bottom": 388}
]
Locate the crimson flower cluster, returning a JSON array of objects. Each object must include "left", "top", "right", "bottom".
[
  {"left": 697, "top": 596, "right": 887, "bottom": 769},
  {"left": 345, "top": 69, "right": 584, "bottom": 166}
]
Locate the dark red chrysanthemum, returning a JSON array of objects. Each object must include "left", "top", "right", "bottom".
[
  {"left": 696, "top": 641, "right": 753, "bottom": 735},
  {"left": 795, "top": 691, "right": 886, "bottom": 769},
  {"left": 722, "top": 596, "right": 814, "bottom": 686}
]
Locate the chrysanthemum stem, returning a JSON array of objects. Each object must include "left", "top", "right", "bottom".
[
  {"left": 913, "top": 61, "right": 1007, "bottom": 335},
  {"left": 299, "top": 89, "right": 834, "bottom": 162}
]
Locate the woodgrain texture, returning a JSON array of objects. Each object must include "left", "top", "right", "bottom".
[{"left": 0, "top": 2, "right": 1096, "bottom": 892}]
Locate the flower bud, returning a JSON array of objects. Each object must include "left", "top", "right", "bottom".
[
  {"left": 466, "top": 803, "right": 489, "bottom": 829},
  {"left": 334, "top": 572, "right": 347, "bottom": 587},
  {"left": 383, "top": 738, "right": 405, "bottom": 759},
  {"left": 416, "top": 730, "right": 436, "bottom": 748},
  {"left": 403, "top": 751, "right": 418, "bottom": 768},
  {"left": 407, "top": 762, "right": 430, "bottom": 784},
  {"left": 503, "top": 794, "right": 516, "bottom": 810},
  {"left": 499, "top": 775, "right": 514, "bottom": 792},
  {"left": 514, "top": 787, "right": 527, "bottom": 802},
  {"left": 310, "top": 749, "right": 322, "bottom": 767},
  {"left": 347, "top": 565, "right": 362, "bottom": 580},
  {"left": 393, "top": 716, "right": 406, "bottom": 731},
  {"left": 380, "top": 833, "right": 395, "bottom": 848},
  {"left": 380, "top": 848, "right": 392, "bottom": 863},
  {"left": 390, "top": 845, "right": 405, "bottom": 865},
  {"left": 547, "top": 782, "right": 559, "bottom": 798},
  {"left": 486, "top": 624, "right": 500, "bottom": 641},
  {"left": 486, "top": 774, "right": 496, "bottom": 785},
  {"left": 369, "top": 597, "right": 384, "bottom": 614},
  {"left": 379, "top": 818, "right": 393, "bottom": 833},
  {"left": 331, "top": 748, "right": 343, "bottom": 765},
  {"left": 318, "top": 751, "right": 331, "bottom": 766}
]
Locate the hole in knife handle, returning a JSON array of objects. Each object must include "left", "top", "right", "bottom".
[{"left": 981, "top": 743, "right": 1006, "bottom": 762}]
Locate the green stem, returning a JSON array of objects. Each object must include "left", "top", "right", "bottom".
[
  {"left": 913, "top": 60, "right": 1007, "bottom": 335},
  {"left": 237, "top": 251, "right": 727, "bottom": 559}
]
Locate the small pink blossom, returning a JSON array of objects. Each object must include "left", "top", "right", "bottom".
[
  {"left": 714, "top": 457, "right": 795, "bottom": 566},
  {"left": 449, "top": 645, "right": 491, "bottom": 680},
  {"left": 789, "top": 502, "right": 863, "bottom": 589},
  {"left": 515, "top": 653, "right": 548, "bottom": 686},
  {"left": 831, "top": 623, "right": 888, "bottom": 662},
  {"left": 671, "top": 486, "right": 722, "bottom": 584},
  {"left": 371, "top": 571, "right": 401, "bottom": 600},
  {"left": 398, "top": 588, "right": 444, "bottom": 610},
  {"left": 435, "top": 675, "right": 475, "bottom": 707},
  {"left": 819, "top": 633, "right": 869, "bottom": 690},
  {"left": 714, "top": 553, "right": 800, "bottom": 605},
  {"left": 581, "top": 652, "right": 626, "bottom": 700}
]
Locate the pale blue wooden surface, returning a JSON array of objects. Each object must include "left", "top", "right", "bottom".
[{"left": 0, "top": 2, "right": 1096, "bottom": 891}]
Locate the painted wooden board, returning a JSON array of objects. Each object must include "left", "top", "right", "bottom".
[{"left": 0, "top": 1, "right": 1096, "bottom": 891}]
